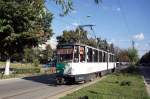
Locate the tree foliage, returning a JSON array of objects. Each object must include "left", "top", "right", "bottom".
[
  {"left": 40, "top": 45, "right": 53, "bottom": 63},
  {"left": 57, "top": 28, "right": 88, "bottom": 44},
  {"left": 53, "top": 0, "right": 101, "bottom": 16},
  {"left": 139, "top": 51, "right": 150, "bottom": 65},
  {"left": 23, "top": 45, "right": 53, "bottom": 64},
  {"left": 0, "top": 0, "right": 53, "bottom": 59},
  {"left": 24, "top": 48, "right": 35, "bottom": 63},
  {"left": 117, "top": 49, "right": 130, "bottom": 62},
  {"left": 57, "top": 28, "right": 115, "bottom": 52},
  {"left": 127, "top": 48, "right": 139, "bottom": 65}
]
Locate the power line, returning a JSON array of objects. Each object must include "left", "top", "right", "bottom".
[{"left": 117, "top": 0, "right": 130, "bottom": 34}]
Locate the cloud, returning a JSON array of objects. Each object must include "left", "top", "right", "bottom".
[
  {"left": 65, "top": 26, "right": 72, "bottom": 30},
  {"left": 108, "top": 41, "right": 112, "bottom": 45},
  {"left": 46, "top": 38, "right": 57, "bottom": 49},
  {"left": 72, "top": 22, "right": 79, "bottom": 26},
  {"left": 72, "top": 10, "right": 77, "bottom": 14},
  {"left": 116, "top": 7, "right": 121, "bottom": 11},
  {"left": 63, "top": 22, "right": 79, "bottom": 31},
  {"left": 102, "top": 6, "right": 121, "bottom": 12},
  {"left": 133, "top": 33, "right": 144, "bottom": 41},
  {"left": 135, "top": 43, "right": 139, "bottom": 47},
  {"left": 64, "top": 23, "right": 77, "bottom": 30},
  {"left": 109, "top": 39, "right": 116, "bottom": 44}
]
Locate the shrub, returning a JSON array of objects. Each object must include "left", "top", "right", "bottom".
[
  {"left": 115, "top": 81, "right": 119, "bottom": 83},
  {"left": 33, "top": 59, "right": 40, "bottom": 67},
  {"left": 14, "top": 68, "right": 40, "bottom": 74},
  {"left": 120, "top": 80, "right": 131, "bottom": 86},
  {"left": 121, "top": 66, "right": 138, "bottom": 74}
]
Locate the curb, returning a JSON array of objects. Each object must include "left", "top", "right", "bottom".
[
  {"left": 0, "top": 77, "right": 22, "bottom": 81},
  {"left": 0, "top": 73, "right": 54, "bottom": 81},
  {"left": 142, "top": 76, "right": 150, "bottom": 96}
]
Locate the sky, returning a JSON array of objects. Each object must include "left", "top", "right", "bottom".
[{"left": 45, "top": 0, "right": 150, "bottom": 57}]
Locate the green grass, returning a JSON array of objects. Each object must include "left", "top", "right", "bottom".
[
  {"left": 61, "top": 67, "right": 150, "bottom": 99},
  {"left": 0, "top": 61, "right": 53, "bottom": 79},
  {"left": 0, "top": 61, "right": 42, "bottom": 68}
]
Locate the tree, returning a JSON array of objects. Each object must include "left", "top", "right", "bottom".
[
  {"left": 24, "top": 48, "right": 35, "bottom": 63},
  {"left": 86, "top": 38, "right": 97, "bottom": 48},
  {"left": 139, "top": 51, "right": 150, "bottom": 66},
  {"left": 53, "top": 0, "right": 101, "bottom": 16},
  {"left": 117, "top": 49, "right": 129, "bottom": 62},
  {"left": 40, "top": 45, "right": 53, "bottom": 64},
  {"left": 57, "top": 28, "right": 115, "bottom": 52},
  {"left": 57, "top": 28, "right": 88, "bottom": 44},
  {"left": 127, "top": 48, "right": 139, "bottom": 65},
  {"left": 0, "top": 0, "right": 102, "bottom": 75},
  {"left": 57, "top": 28, "right": 100, "bottom": 47},
  {"left": 0, "top": 0, "right": 53, "bottom": 75}
]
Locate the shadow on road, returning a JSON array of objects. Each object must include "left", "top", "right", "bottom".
[{"left": 22, "top": 73, "right": 58, "bottom": 86}]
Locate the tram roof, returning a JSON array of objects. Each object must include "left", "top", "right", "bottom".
[{"left": 58, "top": 43, "right": 114, "bottom": 55}]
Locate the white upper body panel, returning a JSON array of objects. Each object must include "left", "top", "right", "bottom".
[{"left": 65, "top": 62, "right": 116, "bottom": 75}]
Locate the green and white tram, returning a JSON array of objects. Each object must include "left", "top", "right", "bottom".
[{"left": 56, "top": 43, "right": 116, "bottom": 84}]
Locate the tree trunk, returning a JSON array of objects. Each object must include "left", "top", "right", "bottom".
[{"left": 4, "top": 58, "right": 10, "bottom": 75}]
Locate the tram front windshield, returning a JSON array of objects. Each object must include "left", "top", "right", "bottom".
[{"left": 57, "top": 45, "right": 73, "bottom": 62}]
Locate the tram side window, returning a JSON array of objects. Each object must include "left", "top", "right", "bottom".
[
  {"left": 109, "top": 55, "right": 114, "bottom": 62},
  {"left": 111, "top": 55, "right": 112, "bottom": 62},
  {"left": 93, "top": 50, "right": 98, "bottom": 62},
  {"left": 112, "top": 55, "right": 115, "bottom": 62},
  {"left": 109, "top": 54, "right": 111, "bottom": 62},
  {"left": 80, "top": 46, "right": 85, "bottom": 62},
  {"left": 111, "top": 55, "right": 113, "bottom": 62},
  {"left": 105, "top": 53, "right": 108, "bottom": 62},
  {"left": 87, "top": 48, "right": 92, "bottom": 62},
  {"left": 99, "top": 51, "right": 102, "bottom": 62},
  {"left": 74, "top": 46, "right": 79, "bottom": 62},
  {"left": 103, "top": 52, "right": 105, "bottom": 62}
]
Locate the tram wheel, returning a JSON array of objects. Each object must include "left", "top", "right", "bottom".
[
  {"left": 56, "top": 78, "right": 65, "bottom": 85},
  {"left": 98, "top": 72, "right": 102, "bottom": 77}
]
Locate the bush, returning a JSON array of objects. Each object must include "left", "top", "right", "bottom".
[
  {"left": 121, "top": 66, "right": 138, "bottom": 74},
  {"left": 120, "top": 80, "right": 131, "bottom": 86},
  {"left": 14, "top": 68, "right": 40, "bottom": 74},
  {"left": 33, "top": 59, "right": 40, "bottom": 67}
]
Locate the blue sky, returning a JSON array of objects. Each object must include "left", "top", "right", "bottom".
[{"left": 46, "top": 0, "right": 150, "bottom": 57}]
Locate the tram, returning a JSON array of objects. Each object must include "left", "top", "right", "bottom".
[{"left": 56, "top": 43, "right": 116, "bottom": 84}]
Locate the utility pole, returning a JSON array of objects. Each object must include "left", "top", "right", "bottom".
[{"left": 132, "top": 40, "right": 135, "bottom": 49}]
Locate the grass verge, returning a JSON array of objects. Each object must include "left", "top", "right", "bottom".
[
  {"left": 0, "top": 61, "right": 41, "bottom": 68},
  {"left": 61, "top": 66, "right": 150, "bottom": 99}
]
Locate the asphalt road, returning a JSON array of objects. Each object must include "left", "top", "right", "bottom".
[
  {"left": 0, "top": 74, "right": 79, "bottom": 99},
  {"left": 0, "top": 66, "right": 128, "bottom": 99},
  {"left": 139, "top": 66, "right": 150, "bottom": 96}
]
